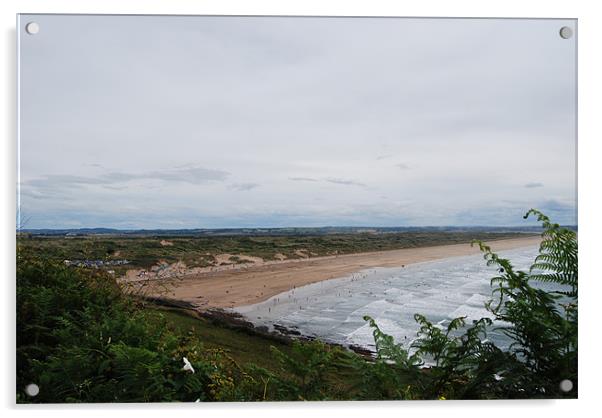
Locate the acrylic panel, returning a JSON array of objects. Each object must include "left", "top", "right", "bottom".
[{"left": 17, "top": 15, "right": 577, "bottom": 403}]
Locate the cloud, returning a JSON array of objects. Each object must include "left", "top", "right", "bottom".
[
  {"left": 376, "top": 154, "right": 393, "bottom": 160},
  {"left": 230, "top": 183, "right": 260, "bottom": 191},
  {"left": 24, "top": 166, "right": 230, "bottom": 193},
  {"left": 289, "top": 177, "right": 366, "bottom": 187},
  {"left": 289, "top": 177, "right": 319, "bottom": 182},
  {"left": 538, "top": 199, "right": 574, "bottom": 213},
  {"left": 442, "top": 196, "right": 577, "bottom": 226},
  {"left": 18, "top": 188, "right": 47, "bottom": 200},
  {"left": 323, "top": 178, "right": 367, "bottom": 187},
  {"left": 146, "top": 167, "right": 229, "bottom": 184},
  {"left": 18, "top": 16, "right": 576, "bottom": 228}
]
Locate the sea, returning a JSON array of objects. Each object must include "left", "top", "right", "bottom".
[{"left": 234, "top": 245, "right": 548, "bottom": 353}]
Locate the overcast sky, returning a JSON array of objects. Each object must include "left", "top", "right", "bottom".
[{"left": 18, "top": 15, "right": 577, "bottom": 229}]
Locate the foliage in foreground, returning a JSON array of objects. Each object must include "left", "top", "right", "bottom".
[
  {"left": 361, "top": 209, "right": 577, "bottom": 399},
  {"left": 16, "top": 210, "right": 576, "bottom": 402},
  {"left": 17, "top": 255, "right": 207, "bottom": 402},
  {"left": 16, "top": 247, "right": 347, "bottom": 402}
]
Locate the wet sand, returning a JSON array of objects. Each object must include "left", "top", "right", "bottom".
[{"left": 132, "top": 236, "right": 541, "bottom": 310}]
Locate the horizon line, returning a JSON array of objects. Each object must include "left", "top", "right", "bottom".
[{"left": 18, "top": 224, "right": 577, "bottom": 232}]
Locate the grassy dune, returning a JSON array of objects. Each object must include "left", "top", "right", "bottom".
[{"left": 18, "top": 231, "right": 533, "bottom": 274}]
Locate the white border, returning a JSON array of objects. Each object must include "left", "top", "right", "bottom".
[{"left": 3, "top": 1, "right": 600, "bottom": 417}]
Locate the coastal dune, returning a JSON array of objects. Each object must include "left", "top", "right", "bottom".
[{"left": 135, "top": 236, "right": 541, "bottom": 310}]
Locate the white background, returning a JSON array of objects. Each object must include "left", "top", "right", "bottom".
[{"left": 1, "top": 1, "right": 600, "bottom": 417}]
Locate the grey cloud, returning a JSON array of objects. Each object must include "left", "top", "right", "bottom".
[
  {"left": 376, "top": 154, "right": 393, "bottom": 160},
  {"left": 19, "top": 188, "right": 48, "bottom": 200},
  {"left": 230, "top": 183, "right": 260, "bottom": 191},
  {"left": 524, "top": 182, "right": 544, "bottom": 188},
  {"left": 145, "top": 167, "right": 229, "bottom": 184},
  {"left": 323, "top": 178, "right": 367, "bottom": 187},
  {"left": 289, "top": 177, "right": 319, "bottom": 182},
  {"left": 102, "top": 185, "right": 129, "bottom": 191},
  {"left": 18, "top": 15, "right": 576, "bottom": 228},
  {"left": 538, "top": 199, "right": 574, "bottom": 213},
  {"left": 396, "top": 163, "right": 411, "bottom": 170},
  {"left": 289, "top": 177, "right": 367, "bottom": 187},
  {"left": 25, "top": 166, "right": 230, "bottom": 191},
  {"left": 450, "top": 199, "right": 576, "bottom": 226}
]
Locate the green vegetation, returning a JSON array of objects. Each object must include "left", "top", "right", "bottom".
[
  {"left": 18, "top": 231, "right": 531, "bottom": 273},
  {"left": 150, "top": 308, "right": 294, "bottom": 371},
  {"left": 16, "top": 211, "right": 576, "bottom": 402},
  {"left": 360, "top": 209, "right": 577, "bottom": 399}
]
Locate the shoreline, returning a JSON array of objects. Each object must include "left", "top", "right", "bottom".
[
  {"left": 233, "top": 244, "right": 542, "bottom": 355},
  {"left": 133, "top": 235, "right": 541, "bottom": 310}
]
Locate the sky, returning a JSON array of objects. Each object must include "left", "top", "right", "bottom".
[{"left": 18, "top": 15, "right": 577, "bottom": 229}]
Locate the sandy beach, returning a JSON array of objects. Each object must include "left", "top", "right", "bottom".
[{"left": 133, "top": 236, "right": 541, "bottom": 310}]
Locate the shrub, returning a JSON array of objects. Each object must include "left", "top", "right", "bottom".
[
  {"left": 269, "top": 341, "right": 338, "bottom": 400},
  {"left": 364, "top": 210, "right": 577, "bottom": 399},
  {"left": 17, "top": 251, "right": 216, "bottom": 402}
]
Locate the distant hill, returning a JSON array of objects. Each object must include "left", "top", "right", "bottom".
[{"left": 19, "top": 225, "right": 576, "bottom": 237}]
